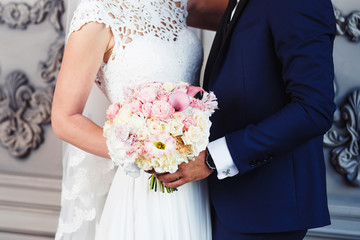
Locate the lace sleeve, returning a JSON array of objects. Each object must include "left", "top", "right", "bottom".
[{"left": 67, "top": 0, "right": 113, "bottom": 38}]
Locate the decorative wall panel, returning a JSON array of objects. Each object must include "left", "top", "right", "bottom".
[
  {"left": 307, "top": 0, "right": 360, "bottom": 239},
  {"left": 0, "top": 0, "right": 66, "bottom": 238},
  {"left": 0, "top": 0, "right": 64, "bottom": 158}
]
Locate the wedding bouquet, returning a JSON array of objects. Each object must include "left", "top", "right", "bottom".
[{"left": 103, "top": 82, "right": 218, "bottom": 193}]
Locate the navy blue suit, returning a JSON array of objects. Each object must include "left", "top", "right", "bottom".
[{"left": 204, "top": 0, "right": 336, "bottom": 237}]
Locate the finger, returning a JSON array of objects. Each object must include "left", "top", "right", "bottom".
[
  {"left": 164, "top": 178, "right": 186, "bottom": 188},
  {"left": 145, "top": 170, "right": 156, "bottom": 174},
  {"left": 157, "top": 172, "right": 182, "bottom": 183},
  {"left": 154, "top": 171, "right": 169, "bottom": 176}
]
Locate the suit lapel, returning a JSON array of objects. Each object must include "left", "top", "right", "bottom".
[{"left": 203, "top": 0, "right": 249, "bottom": 90}]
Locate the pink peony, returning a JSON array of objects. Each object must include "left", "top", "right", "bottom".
[
  {"left": 183, "top": 116, "right": 197, "bottom": 130},
  {"left": 141, "top": 102, "right": 153, "bottom": 118},
  {"left": 169, "top": 92, "right": 190, "bottom": 112},
  {"left": 157, "top": 89, "right": 170, "bottom": 101},
  {"left": 190, "top": 99, "right": 206, "bottom": 111},
  {"left": 151, "top": 100, "right": 175, "bottom": 121},
  {"left": 136, "top": 85, "right": 159, "bottom": 103},
  {"left": 106, "top": 103, "right": 121, "bottom": 119},
  {"left": 130, "top": 100, "right": 142, "bottom": 114}
]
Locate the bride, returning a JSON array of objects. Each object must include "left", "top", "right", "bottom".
[{"left": 52, "top": 0, "right": 220, "bottom": 239}]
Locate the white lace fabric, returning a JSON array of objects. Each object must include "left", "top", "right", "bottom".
[
  {"left": 69, "top": 0, "right": 202, "bottom": 104},
  {"left": 56, "top": 0, "right": 205, "bottom": 239},
  {"left": 55, "top": 143, "right": 115, "bottom": 240}
]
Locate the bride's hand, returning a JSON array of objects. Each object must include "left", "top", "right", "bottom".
[{"left": 154, "top": 150, "right": 213, "bottom": 188}]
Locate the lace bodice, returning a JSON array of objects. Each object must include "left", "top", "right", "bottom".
[{"left": 69, "top": 0, "right": 203, "bottom": 103}]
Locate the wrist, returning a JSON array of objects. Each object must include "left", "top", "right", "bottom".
[{"left": 205, "top": 148, "right": 216, "bottom": 171}]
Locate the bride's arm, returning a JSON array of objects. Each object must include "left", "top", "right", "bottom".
[
  {"left": 52, "top": 22, "right": 113, "bottom": 159},
  {"left": 187, "top": 0, "right": 228, "bottom": 31}
]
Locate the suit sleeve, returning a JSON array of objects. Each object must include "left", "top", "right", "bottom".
[{"left": 225, "top": 0, "right": 337, "bottom": 174}]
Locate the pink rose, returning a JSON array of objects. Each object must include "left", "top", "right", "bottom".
[
  {"left": 183, "top": 116, "right": 197, "bottom": 130},
  {"left": 141, "top": 102, "right": 153, "bottom": 118},
  {"left": 106, "top": 103, "right": 121, "bottom": 119},
  {"left": 130, "top": 100, "right": 142, "bottom": 114},
  {"left": 169, "top": 91, "right": 190, "bottom": 112},
  {"left": 151, "top": 100, "right": 175, "bottom": 121},
  {"left": 190, "top": 99, "right": 206, "bottom": 111},
  {"left": 136, "top": 85, "right": 158, "bottom": 103},
  {"left": 157, "top": 89, "right": 169, "bottom": 101}
]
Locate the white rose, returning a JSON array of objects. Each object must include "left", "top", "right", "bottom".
[
  {"left": 113, "top": 104, "right": 132, "bottom": 124},
  {"left": 191, "top": 135, "right": 209, "bottom": 156},
  {"left": 162, "top": 82, "right": 176, "bottom": 92},
  {"left": 172, "top": 112, "right": 185, "bottom": 121},
  {"left": 182, "top": 125, "right": 202, "bottom": 145},
  {"left": 146, "top": 119, "right": 166, "bottom": 135},
  {"left": 194, "top": 113, "right": 211, "bottom": 132},
  {"left": 168, "top": 119, "right": 184, "bottom": 136}
]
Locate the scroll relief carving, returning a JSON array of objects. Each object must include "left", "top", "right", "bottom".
[
  {"left": 0, "top": 71, "right": 54, "bottom": 158},
  {"left": 324, "top": 90, "right": 360, "bottom": 186},
  {"left": 0, "top": 0, "right": 65, "bottom": 157},
  {"left": 334, "top": 7, "right": 360, "bottom": 42},
  {"left": 0, "top": 0, "right": 64, "bottom": 31}
]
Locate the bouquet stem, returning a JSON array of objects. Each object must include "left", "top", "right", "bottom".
[{"left": 149, "top": 174, "right": 178, "bottom": 193}]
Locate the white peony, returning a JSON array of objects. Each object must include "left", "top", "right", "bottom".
[{"left": 129, "top": 114, "right": 146, "bottom": 131}]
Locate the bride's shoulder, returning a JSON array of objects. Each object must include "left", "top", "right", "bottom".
[{"left": 69, "top": 0, "right": 115, "bottom": 36}]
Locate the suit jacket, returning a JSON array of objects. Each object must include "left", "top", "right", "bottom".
[{"left": 204, "top": 0, "right": 336, "bottom": 233}]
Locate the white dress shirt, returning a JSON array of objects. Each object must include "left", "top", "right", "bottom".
[
  {"left": 207, "top": 0, "right": 241, "bottom": 180},
  {"left": 231, "top": 0, "right": 240, "bottom": 20}
]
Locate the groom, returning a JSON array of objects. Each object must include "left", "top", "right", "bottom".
[{"left": 157, "top": 0, "right": 336, "bottom": 239}]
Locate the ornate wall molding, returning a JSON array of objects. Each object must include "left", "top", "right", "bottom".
[
  {"left": 0, "top": 0, "right": 64, "bottom": 31},
  {"left": 324, "top": 89, "right": 360, "bottom": 186},
  {"left": 0, "top": 70, "right": 54, "bottom": 158},
  {"left": 334, "top": 7, "right": 360, "bottom": 42},
  {"left": 40, "top": 36, "right": 65, "bottom": 84},
  {"left": 0, "top": 0, "right": 65, "bottom": 158}
]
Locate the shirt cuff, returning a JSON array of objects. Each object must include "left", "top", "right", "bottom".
[{"left": 207, "top": 137, "right": 239, "bottom": 179}]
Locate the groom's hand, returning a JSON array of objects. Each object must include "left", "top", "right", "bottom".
[{"left": 155, "top": 150, "right": 213, "bottom": 188}]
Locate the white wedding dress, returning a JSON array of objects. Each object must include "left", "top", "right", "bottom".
[{"left": 55, "top": 0, "right": 211, "bottom": 239}]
